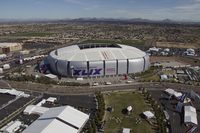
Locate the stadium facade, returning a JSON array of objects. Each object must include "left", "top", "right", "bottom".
[{"left": 47, "top": 43, "right": 150, "bottom": 77}]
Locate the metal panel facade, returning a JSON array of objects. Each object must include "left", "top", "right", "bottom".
[
  {"left": 128, "top": 58, "right": 144, "bottom": 73},
  {"left": 89, "top": 61, "right": 104, "bottom": 77},
  {"left": 118, "top": 60, "right": 127, "bottom": 75},
  {"left": 105, "top": 60, "right": 117, "bottom": 75},
  {"left": 57, "top": 60, "right": 68, "bottom": 76},
  {"left": 47, "top": 55, "right": 57, "bottom": 74},
  {"left": 70, "top": 61, "right": 87, "bottom": 77},
  {"left": 144, "top": 55, "right": 150, "bottom": 70}
]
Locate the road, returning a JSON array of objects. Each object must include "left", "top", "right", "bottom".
[{"left": 5, "top": 81, "right": 200, "bottom": 95}]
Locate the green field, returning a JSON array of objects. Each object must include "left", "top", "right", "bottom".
[
  {"left": 136, "top": 67, "right": 160, "bottom": 82},
  {"left": 83, "top": 39, "right": 145, "bottom": 46},
  {"left": 104, "top": 92, "right": 154, "bottom": 133}
]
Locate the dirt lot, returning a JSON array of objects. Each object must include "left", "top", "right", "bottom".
[
  {"left": 156, "top": 42, "right": 200, "bottom": 49},
  {"left": 150, "top": 56, "right": 200, "bottom": 66}
]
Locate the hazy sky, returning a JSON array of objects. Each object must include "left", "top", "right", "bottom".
[{"left": 0, "top": 0, "right": 200, "bottom": 21}]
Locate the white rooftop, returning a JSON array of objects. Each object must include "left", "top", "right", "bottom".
[
  {"left": 143, "top": 111, "right": 154, "bottom": 119},
  {"left": 122, "top": 128, "right": 131, "bottom": 133},
  {"left": 0, "top": 43, "right": 21, "bottom": 47},
  {"left": 0, "top": 88, "right": 30, "bottom": 97},
  {"left": 1, "top": 120, "right": 22, "bottom": 133},
  {"left": 22, "top": 106, "right": 89, "bottom": 133},
  {"left": 45, "top": 74, "right": 57, "bottom": 79},
  {"left": 50, "top": 44, "right": 146, "bottom": 61},
  {"left": 46, "top": 97, "right": 57, "bottom": 103},
  {"left": 184, "top": 106, "right": 198, "bottom": 125},
  {"left": 164, "top": 88, "right": 182, "bottom": 99},
  {"left": 24, "top": 105, "right": 49, "bottom": 115},
  {"left": 160, "top": 74, "right": 168, "bottom": 80}
]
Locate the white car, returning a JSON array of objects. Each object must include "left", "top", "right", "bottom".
[
  {"left": 126, "top": 80, "right": 132, "bottom": 83},
  {"left": 105, "top": 82, "right": 112, "bottom": 85},
  {"left": 93, "top": 82, "right": 99, "bottom": 86}
]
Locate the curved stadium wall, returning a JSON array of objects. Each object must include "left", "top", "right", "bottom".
[{"left": 47, "top": 43, "right": 150, "bottom": 77}]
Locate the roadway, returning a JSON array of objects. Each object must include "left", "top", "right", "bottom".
[{"left": 5, "top": 80, "right": 200, "bottom": 95}]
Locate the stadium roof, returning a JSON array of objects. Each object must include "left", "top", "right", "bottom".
[
  {"left": 22, "top": 106, "right": 89, "bottom": 133},
  {"left": 50, "top": 44, "right": 146, "bottom": 61}
]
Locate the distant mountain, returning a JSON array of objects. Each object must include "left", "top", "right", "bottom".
[{"left": 0, "top": 18, "right": 199, "bottom": 25}]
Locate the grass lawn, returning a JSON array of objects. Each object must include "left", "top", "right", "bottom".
[
  {"left": 137, "top": 67, "right": 161, "bottom": 81},
  {"left": 82, "top": 39, "right": 145, "bottom": 47},
  {"left": 13, "top": 32, "right": 54, "bottom": 37},
  {"left": 104, "top": 91, "right": 155, "bottom": 133},
  {"left": 162, "top": 69, "right": 175, "bottom": 75},
  {"left": 141, "top": 74, "right": 160, "bottom": 81}
]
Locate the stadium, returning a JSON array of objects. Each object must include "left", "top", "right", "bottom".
[{"left": 47, "top": 43, "right": 150, "bottom": 77}]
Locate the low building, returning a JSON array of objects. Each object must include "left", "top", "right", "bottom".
[
  {"left": 46, "top": 97, "right": 57, "bottom": 104},
  {"left": 24, "top": 105, "right": 49, "bottom": 115},
  {"left": 122, "top": 128, "right": 131, "bottom": 133},
  {"left": 0, "top": 43, "right": 22, "bottom": 54},
  {"left": 142, "top": 111, "right": 155, "bottom": 119},
  {"left": 22, "top": 106, "right": 89, "bottom": 133},
  {"left": 184, "top": 106, "right": 198, "bottom": 126},
  {"left": 164, "top": 88, "right": 182, "bottom": 99},
  {"left": 0, "top": 120, "right": 22, "bottom": 133},
  {"left": 184, "top": 48, "right": 195, "bottom": 56},
  {"left": 160, "top": 74, "right": 168, "bottom": 80},
  {"left": 0, "top": 54, "right": 7, "bottom": 59}
]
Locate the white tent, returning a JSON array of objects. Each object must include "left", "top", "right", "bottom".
[
  {"left": 23, "top": 106, "right": 89, "bottom": 133},
  {"left": 1, "top": 120, "right": 22, "bottom": 133},
  {"left": 24, "top": 105, "right": 49, "bottom": 115},
  {"left": 122, "top": 128, "right": 131, "bottom": 133},
  {"left": 36, "top": 99, "right": 46, "bottom": 106},
  {"left": 184, "top": 106, "right": 198, "bottom": 125},
  {"left": 46, "top": 97, "right": 57, "bottom": 103},
  {"left": 164, "top": 88, "right": 182, "bottom": 99},
  {"left": 45, "top": 74, "right": 57, "bottom": 79},
  {"left": 160, "top": 74, "right": 168, "bottom": 80},
  {"left": 127, "top": 106, "right": 132, "bottom": 112},
  {"left": 0, "top": 88, "right": 30, "bottom": 97},
  {"left": 143, "top": 111, "right": 154, "bottom": 119}
]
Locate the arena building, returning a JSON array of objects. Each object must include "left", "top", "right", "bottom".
[
  {"left": 0, "top": 43, "right": 22, "bottom": 54},
  {"left": 47, "top": 43, "right": 150, "bottom": 77}
]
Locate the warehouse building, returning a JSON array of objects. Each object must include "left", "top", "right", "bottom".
[
  {"left": 22, "top": 106, "right": 89, "bottom": 133},
  {"left": 47, "top": 43, "right": 150, "bottom": 77},
  {"left": 0, "top": 43, "right": 22, "bottom": 54}
]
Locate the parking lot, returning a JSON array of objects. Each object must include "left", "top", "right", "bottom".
[
  {"left": 147, "top": 47, "right": 200, "bottom": 57},
  {"left": 0, "top": 96, "right": 33, "bottom": 121},
  {"left": 43, "top": 93, "right": 96, "bottom": 115},
  {"left": 0, "top": 93, "right": 15, "bottom": 107},
  {"left": 4, "top": 93, "right": 97, "bottom": 132},
  {"left": 149, "top": 90, "right": 200, "bottom": 133}
]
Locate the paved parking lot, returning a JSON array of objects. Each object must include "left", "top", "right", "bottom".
[
  {"left": 42, "top": 93, "right": 96, "bottom": 116},
  {"left": 149, "top": 90, "right": 200, "bottom": 133},
  {"left": 0, "top": 97, "right": 33, "bottom": 121},
  {"left": 0, "top": 94, "right": 15, "bottom": 106}
]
